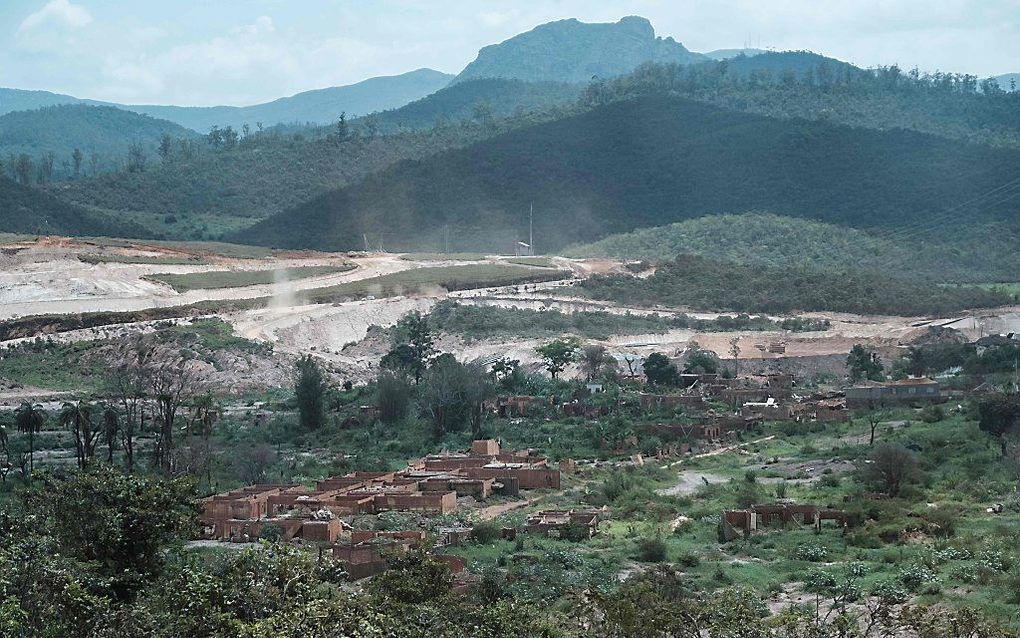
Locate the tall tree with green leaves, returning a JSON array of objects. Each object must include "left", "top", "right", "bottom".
[
  {"left": 295, "top": 355, "right": 328, "bottom": 430},
  {"left": 847, "top": 344, "right": 884, "bottom": 382},
  {"left": 384, "top": 311, "right": 436, "bottom": 384},
  {"left": 14, "top": 402, "right": 45, "bottom": 474},
  {"left": 58, "top": 400, "right": 99, "bottom": 469},
  {"left": 535, "top": 337, "right": 580, "bottom": 379}
]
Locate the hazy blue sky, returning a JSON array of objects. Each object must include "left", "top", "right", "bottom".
[{"left": 3, "top": 0, "right": 1018, "bottom": 106}]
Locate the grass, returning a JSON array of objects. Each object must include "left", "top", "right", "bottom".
[
  {"left": 401, "top": 252, "right": 489, "bottom": 262},
  {"left": 504, "top": 257, "right": 557, "bottom": 268},
  {"left": 83, "top": 236, "right": 278, "bottom": 259},
  {"left": 145, "top": 264, "right": 354, "bottom": 292},
  {"left": 78, "top": 253, "right": 208, "bottom": 266},
  {"left": 301, "top": 264, "right": 570, "bottom": 304}
]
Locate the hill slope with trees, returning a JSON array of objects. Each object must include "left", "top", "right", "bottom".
[
  {"left": 0, "top": 176, "right": 149, "bottom": 237},
  {"left": 575, "top": 254, "right": 1012, "bottom": 316},
  {"left": 0, "top": 105, "right": 199, "bottom": 180},
  {"left": 568, "top": 212, "right": 1020, "bottom": 283},
  {"left": 232, "top": 95, "right": 1020, "bottom": 253}
]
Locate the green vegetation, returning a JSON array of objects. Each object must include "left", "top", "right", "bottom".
[
  {"left": 144, "top": 264, "right": 353, "bottom": 292},
  {"left": 301, "top": 264, "right": 569, "bottom": 304},
  {"left": 504, "top": 256, "right": 557, "bottom": 268},
  {"left": 569, "top": 212, "right": 1020, "bottom": 284},
  {"left": 78, "top": 253, "right": 207, "bottom": 266},
  {"left": 233, "top": 95, "right": 1020, "bottom": 255},
  {"left": 0, "top": 175, "right": 151, "bottom": 238},
  {"left": 400, "top": 252, "right": 489, "bottom": 261},
  {"left": 425, "top": 300, "right": 829, "bottom": 340},
  {"left": 576, "top": 254, "right": 1011, "bottom": 315},
  {"left": 0, "top": 104, "right": 199, "bottom": 180}
]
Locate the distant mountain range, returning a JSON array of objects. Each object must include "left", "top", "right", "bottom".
[
  {"left": 0, "top": 69, "right": 453, "bottom": 132},
  {"left": 454, "top": 16, "right": 706, "bottom": 84}
]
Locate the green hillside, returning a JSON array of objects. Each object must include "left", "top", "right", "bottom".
[
  {"left": 589, "top": 53, "right": 1020, "bottom": 148},
  {"left": 567, "top": 213, "right": 1020, "bottom": 283},
  {"left": 365, "top": 78, "right": 581, "bottom": 132},
  {"left": 0, "top": 105, "right": 199, "bottom": 179},
  {"left": 576, "top": 254, "right": 1012, "bottom": 316},
  {"left": 232, "top": 95, "right": 1020, "bottom": 253},
  {"left": 0, "top": 175, "right": 149, "bottom": 237}
]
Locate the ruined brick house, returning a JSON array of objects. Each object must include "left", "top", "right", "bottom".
[
  {"left": 201, "top": 440, "right": 560, "bottom": 542},
  {"left": 526, "top": 509, "right": 601, "bottom": 539},
  {"left": 721, "top": 504, "right": 846, "bottom": 541}
]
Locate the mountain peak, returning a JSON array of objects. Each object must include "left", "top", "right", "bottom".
[{"left": 453, "top": 16, "right": 705, "bottom": 85}]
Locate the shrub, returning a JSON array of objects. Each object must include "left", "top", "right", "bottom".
[
  {"left": 471, "top": 521, "right": 501, "bottom": 545},
  {"left": 635, "top": 536, "right": 668, "bottom": 563},
  {"left": 795, "top": 545, "right": 828, "bottom": 562}
]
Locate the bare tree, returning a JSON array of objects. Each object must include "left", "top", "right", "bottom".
[
  {"left": 580, "top": 344, "right": 612, "bottom": 381},
  {"left": 148, "top": 351, "right": 198, "bottom": 474},
  {"left": 234, "top": 443, "right": 276, "bottom": 485},
  {"left": 107, "top": 339, "right": 150, "bottom": 472}
]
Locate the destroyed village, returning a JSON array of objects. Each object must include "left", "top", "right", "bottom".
[{"left": 3, "top": 4, "right": 1020, "bottom": 638}]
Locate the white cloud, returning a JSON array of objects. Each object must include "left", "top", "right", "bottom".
[{"left": 17, "top": 0, "right": 92, "bottom": 35}]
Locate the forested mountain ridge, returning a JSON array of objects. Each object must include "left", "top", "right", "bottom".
[
  {"left": 0, "top": 175, "right": 150, "bottom": 237},
  {"left": 454, "top": 16, "right": 706, "bottom": 84},
  {"left": 0, "top": 69, "right": 453, "bottom": 131},
  {"left": 363, "top": 78, "right": 582, "bottom": 133},
  {"left": 567, "top": 212, "right": 1020, "bottom": 283},
  {"left": 585, "top": 53, "right": 1020, "bottom": 148},
  {"left": 231, "top": 95, "right": 1020, "bottom": 253},
  {"left": 0, "top": 105, "right": 200, "bottom": 181}
]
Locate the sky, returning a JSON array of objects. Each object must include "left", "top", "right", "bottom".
[{"left": 2, "top": 0, "right": 1019, "bottom": 106}]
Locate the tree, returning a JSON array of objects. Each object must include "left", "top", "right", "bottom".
[
  {"left": 295, "top": 355, "right": 327, "bottom": 430},
  {"left": 387, "top": 311, "right": 436, "bottom": 384},
  {"left": 729, "top": 337, "right": 741, "bottom": 377},
  {"left": 58, "top": 400, "right": 100, "bottom": 469},
  {"left": 643, "top": 352, "right": 678, "bottom": 386},
  {"left": 126, "top": 143, "right": 147, "bottom": 173},
  {"left": 848, "top": 344, "right": 884, "bottom": 382},
  {"left": 157, "top": 134, "right": 174, "bottom": 162},
  {"left": 25, "top": 466, "right": 197, "bottom": 602},
  {"left": 977, "top": 393, "right": 1020, "bottom": 456},
  {"left": 234, "top": 443, "right": 276, "bottom": 484},
  {"left": 421, "top": 354, "right": 471, "bottom": 439},
  {"left": 36, "top": 152, "right": 54, "bottom": 183},
  {"left": 377, "top": 370, "right": 412, "bottom": 424},
  {"left": 865, "top": 404, "right": 887, "bottom": 446},
  {"left": 14, "top": 402, "right": 45, "bottom": 474},
  {"left": 536, "top": 337, "right": 580, "bottom": 379},
  {"left": 148, "top": 351, "right": 197, "bottom": 473},
  {"left": 861, "top": 443, "right": 919, "bottom": 496},
  {"left": 106, "top": 338, "right": 150, "bottom": 472},
  {"left": 683, "top": 349, "right": 720, "bottom": 375},
  {"left": 101, "top": 404, "right": 119, "bottom": 463},
  {"left": 333, "top": 112, "right": 349, "bottom": 143},
  {"left": 580, "top": 344, "right": 614, "bottom": 381},
  {"left": 71, "top": 148, "right": 83, "bottom": 178},
  {"left": 14, "top": 154, "right": 32, "bottom": 185}
]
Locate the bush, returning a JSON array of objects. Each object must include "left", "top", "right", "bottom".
[
  {"left": 470, "top": 521, "right": 501, "bottom": 545},
  {"left": 635, "top": 536, "right": 668, "bottom": 563},
  {"left": 795, "top": 545, "right": 828, "bottom": 562}
]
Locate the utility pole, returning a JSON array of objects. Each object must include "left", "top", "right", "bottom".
[
  {"left": 363, "top": 233, "right": 370, "bottom": 252},
  {"left": 529, "top": 201, "right": 534, "bottom": 256},
  {"left": 444, "top": 224, "right": 450, "bottom": 254}
]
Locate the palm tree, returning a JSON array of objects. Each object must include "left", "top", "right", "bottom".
[
  {"left": 59, "top": 400, "right": 97, "bottom": 469},
  {"left": 15, "top": 402, "right": 46, "bottom": 474}
]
